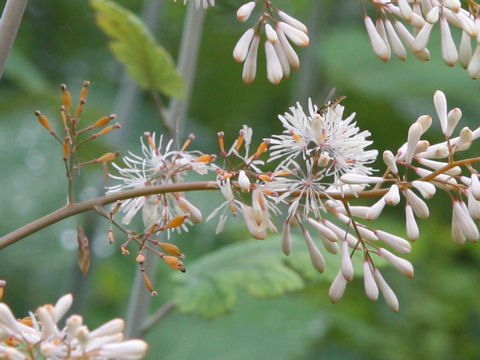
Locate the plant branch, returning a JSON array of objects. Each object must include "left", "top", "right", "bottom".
[
  {"left": 0, "top": 0, "right": 28, "bottom": 80},
  {"left": 0, "top": 181, "right": 218, "bottom": 249},
  {"left": 140, "top": 300, "right": 175, "bottom": 336}
]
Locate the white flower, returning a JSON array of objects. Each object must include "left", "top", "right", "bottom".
[
  {"left": 0, "top": 294, "right": 148, "bottom": 360},
  {"left": 233, "top": 4, "right": 308, "bottom": 84},
  {"left": 108, "top": 132, "right": 212, "bottom": 232}
]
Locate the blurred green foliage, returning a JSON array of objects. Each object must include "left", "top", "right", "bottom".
[{"left": 1, "top": 0, "right": 480, "bottom": 359}]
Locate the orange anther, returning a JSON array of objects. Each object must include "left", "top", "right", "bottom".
[
  {"left": 80, "top": 81, "right": 90, "bottom": 102},
  {"left": 217, "top": 131, "right": 226, "bottom": 155},
  {"left": 164, "top": 256, "right": 186, "bottom": 272},
  {"left": 35, "top": 111, "right": 51, "bottom": 130},
  {"left": 165, "top": 215, "right": 188, "bottom": 229},
  {"left": 158, "top": 242, "right": 184, "bottom": 258},
  {"left": 141, "top": 268, "right": 157, "bottom": 295},
  {"left": 63, "top": 139, "right": 69, "bottom": 160},
  {"left": 96, "top": 152, "right": 119, "bottom": 163},
  {"left": 60, "top": 84, "right": 72, "bottom": 113},
  {"left": 180, "top": 134, "right": 195, "bottom": 152},
  {"left": 196, "top": 154, "right": 216, "bottom": 163},
  {"left": 254, "top": 141, "right": 269, "bottom": 157}
]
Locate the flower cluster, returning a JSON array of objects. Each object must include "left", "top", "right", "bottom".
[
  {"left": 107, "top": 132, "right": 215, "bottom": 281},
  {"left": 108, "top": 90, "right": 480, "bottom": 311},
  {"left": 364, "top": 0, "right": 480, "bottom": 78},
  {"left": 233, "top": 1, "right": 309, "bottom": 84},
  {"left": 0, "top": 294, "right": 148, "bottom": 359}
]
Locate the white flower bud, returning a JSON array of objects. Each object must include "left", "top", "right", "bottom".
[
  {"left": 413, "top": 22, "right": 434, "bottom": 53},
  {"left": 416, "top": 157, "right": 461, "bottom": 176},
  {"left": 278, "top": 21, "right": 309, "bottom": 47},
  {"left": 276, "top": 27, "right": 300, "bottom": 69},
  {"left": 455, "top": 127, "right": 472, "bottom": 151},
  {"left": 405, "top": 189, "right": 430, "bottom": 219},
  {"left": 405, "top": 122, "right": 423, "bottom": 164},
  {"left": 241, "top": 205, "right": 267, "bottom": 240},
  {"left": 356, "top": 225, "right": 379, "bottom": 242},
  {"left": 425, "top": 6, "right": 440, "bottom": 24},
  {"left": 236, "top": 1, "right": 256, "bottom": 22},
  {"left": 416, "top": 115, "right": 432, "bottom": 134},
  {"left": 459, "top": 31, "right": 473, "bottom": 69},
  {"left": 265, "top": 41, "right": 283, "bottom": 84},
  {"left": 467, "top": 45, "right": 480, "bottom": 79},
  {"left": 321, "top": 235, "right": 339, "bottom": 254},
  {"left": 303, "top": 229, "right": 326, "bottom": 273},
  {"left": 373, "top": 268, "right": 399, "bottom": 312},
  {"left": 384, "top": 19, "right": 407, "bottom": 61},
  {"left": 383, "top": 150, "right": 398, "bottom": 174},
  {"left": 468, "top": 189, "right": 480, "bottom": 220},
  {"left": 323, "top": 220, "right": 360, "bottom": 249},
  {"left": 238, "top": 170, "right": 251, "bottom": 192},
  {"left": 282, "top": 220, "right": 291, "bottom": 256},
  {"left": 363, "top": 261, "right": 379, "bottom": 301},
  {"left": 470, "top": 174, "right": 480, "bottom": 200},
  {"left": 307, "top": 218, "right": 338, "bottom": 242},
  {"left": 379, "top": 248, "right": 414, "bottom": 277},
  {"left": 384, "top": 184, "right": 401, "bottom": 205},
  {"left": 233, "top": 28, "right": 255, "bottom": 63},
  {"left": 367, "top": 198, "right": 386, "bottom": 220},
  {"left": 411, "top": 180, "right": 436, "bottom": 199},
  {"left": 340, "top": 173, "right": 384, "bottom": 184},
  {"left": 277, "top": 10, "right": 308, "bottom": 34},
  {"left": 177, "top": 196, "right": 203, "bottom": 223},
  {"left": 394, "top": 20, "right": 430, "bottom": 60},
  {"left": 273, "top": 40, "right": 291, "bottom": 77},
  {"left": 98, "top": 339, "right": 149, "bottom": 359},
  {"left": 459, "top": 201, "right": 479, "bottom": 241},
  {"left": 341, "top": 240, "right": 354, "bottom": 281},
  {"left": 440, "top": 17, "right": 458, "bottom": 66},
  {"left": 364, "top": 16, "right": 390, "bottom": 61},
  {"left": 264, "top": 23, "right": 278, "bottom": 43},
  {"left": 375, "top": 230, "right": 412, "bottom": 254},
  {"left": 398, "top": 0, "right": 413, "bottom": 22},
  {"left": 329, "top": 270, "right": 348, "bottom": 303},
  {"left": 242, "top": 34, "right": 260, "bottom": 84},
  {"left": 433, "top": 90, "right": 448, "bottom": 134},
  {"left": 54, "top": 293, "right": 73, "bottom": 322},
  {"left": 405, "top": 204, "right": 419, "bottom": 241}
]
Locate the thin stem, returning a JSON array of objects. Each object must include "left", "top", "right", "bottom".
[
  {"left": 0, "top": 181, "right": 218, "bottom": 249},
  {"left": 165, "top": 3, "right": 206, "bottom": 140},
  {"left": 140, "top": 300, "right": 175, "bottom": 336},
  {"left": 124, "top": 1, "right": 206, "bottom": 341},
  {"left": 0, "top": 0, "right": 28, "bottom": 80}
]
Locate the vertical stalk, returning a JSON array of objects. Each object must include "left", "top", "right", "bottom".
[
  {"left": 166, "top": 3, "right": 206, "bottom": 139},
  {"left": 124, "top": 1, "right": 206, "bottom": 339},
  {"left": 0, "top": 0, "right": 28, "bottom": 80}
]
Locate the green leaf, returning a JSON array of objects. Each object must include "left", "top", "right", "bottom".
[
  {"left": 91, "top": 0, "right": 185, "bottom": 97},
  {"left": 172, "top": 235, "right": 365, "bottom": 318}
]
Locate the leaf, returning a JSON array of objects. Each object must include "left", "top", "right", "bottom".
[
  {"left": 172, "top": 235, "right": 365, "bottom": 318},
  {"left": 91, "top": 0, "right": 185, "bottom": 98}
]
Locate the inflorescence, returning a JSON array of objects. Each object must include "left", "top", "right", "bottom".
[{"left": 107, "top": 89, "right": 480, "bottom": 311}]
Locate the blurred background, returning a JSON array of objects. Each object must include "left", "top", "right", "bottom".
[{"left": 1, "top": 0, "right": 480, "bottom": 359}]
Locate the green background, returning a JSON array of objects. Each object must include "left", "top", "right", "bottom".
[{"left": 1, "top": 0, "right": 480, "bottom": 359}]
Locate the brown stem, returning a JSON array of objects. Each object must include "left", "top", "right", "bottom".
[{"left": 0, "top": 181, "right": 218, "bottom": 249}]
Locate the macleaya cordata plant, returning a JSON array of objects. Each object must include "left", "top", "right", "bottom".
[{"left": 3, "top": 0, "right": 480, "bottom": 358}]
